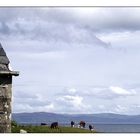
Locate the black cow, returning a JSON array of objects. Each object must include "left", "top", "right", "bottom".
[
  {"left": 41, "top": 123, "right": 47, "bottom": 126},
  {"left": 71, "top": 121, "right": 75, "bottom": 127},
  {"left": 89, "top": 125, "right": 93, "bottom": 131},
  {"left": 50, "top": 122, "right": 58, "bottom": 129}
]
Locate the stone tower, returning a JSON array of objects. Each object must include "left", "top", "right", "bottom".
[{"left": 0, "top": 43, "right": 19, "bottom": 133}]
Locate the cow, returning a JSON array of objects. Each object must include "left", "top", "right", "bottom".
[
  {"left": 79, "top": 121, "right": 86, "bottom": 128},
  {"left": 71, "top": 121, "right": 75, "bottom": 127},
  {"left": 89, "top": 125, "right": 94, "bottom": 131},
  {"left": 41, "top": 123, "right": 47, "bottom": 126},
  {"left": 50, "top": 122, "right": 58, "bottom": 129}
]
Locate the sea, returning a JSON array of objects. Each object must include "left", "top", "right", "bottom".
[{"left": 92, "top": 124, "right": 140, "bottom": 133}]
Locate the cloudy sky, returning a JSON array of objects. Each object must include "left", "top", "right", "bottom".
[{"left": 1, "top": 7, "right": 140, "bottom": 115}]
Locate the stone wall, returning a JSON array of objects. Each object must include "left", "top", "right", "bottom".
[{"left": 0, "top": 75, "right": 12, "bottom": 133}]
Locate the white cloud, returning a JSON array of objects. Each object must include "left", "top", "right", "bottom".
[
  {"left": 109, "top": 86, "right": 136, "bottom": 95},
  {"left": 114, "top": 105, "right": 128, "bottom": 113},
  {"left": 71, "top": 86, "right": 137, "bottom": 99},
  {"left": 12, "top": 90, "right": 55, "bottom": 113},
  {"left": 55, "top": 95, "right": 91, "bottom": 114},
  {"left": 13, "top": 103, "right": 55, "bottom": 113},
  {"left": 57, "top": 95, "right": 83, "bottom": 107}
]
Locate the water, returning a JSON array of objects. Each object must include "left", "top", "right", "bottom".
[{"left": 93, "top": 124, "right": 140, "bottom": 133}]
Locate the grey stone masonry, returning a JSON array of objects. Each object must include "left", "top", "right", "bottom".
[{"left": 0, "top": 44, "right": 19, "bottom": 133}]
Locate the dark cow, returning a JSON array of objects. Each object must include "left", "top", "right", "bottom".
[
  {"left": 71, "top": 121, "right": 75, "bottom": 127},
  {"left": 50, "top": 122, "right": 58, "bottom": 129},
  {"left": 79, "top": 121, "right": 86, "bottom": 128},
  {"left": 89, "top": 125, "right": 94, "bottom": 131},
  {"left": 41, "top": 123, "right": 47, "bottom": 126}
]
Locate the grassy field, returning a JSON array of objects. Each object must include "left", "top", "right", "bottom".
[{"left": 11, "top": 124, "right": 96, "bottom": 133}]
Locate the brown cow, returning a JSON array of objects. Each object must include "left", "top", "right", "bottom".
[{"left": 79, "top": 121, "right": 86, "bottom": 128}]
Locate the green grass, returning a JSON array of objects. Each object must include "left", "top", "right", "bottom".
[{"left": 11, "top": 125, "right": 96, "bottom": 133}]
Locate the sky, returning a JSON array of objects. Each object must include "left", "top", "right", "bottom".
[{"left": 1, "top": 7, "right": 140, "bottom": 115}]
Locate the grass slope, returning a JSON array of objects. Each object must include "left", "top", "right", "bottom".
[{"left": 12, "top": 125, "right": 96, "bottom": 133}]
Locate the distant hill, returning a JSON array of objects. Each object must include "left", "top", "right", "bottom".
[{"left": 12, "top": 112, "right": 140, "bottom": 124}]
